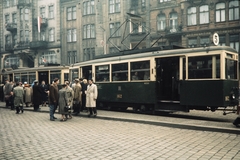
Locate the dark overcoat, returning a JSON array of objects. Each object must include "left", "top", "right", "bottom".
[{"left": 32, "top": 84, "right": 42, "bottom": 105}]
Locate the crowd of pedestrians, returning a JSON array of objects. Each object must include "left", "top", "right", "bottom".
[{"left": 2, "top": 78, "right": 98, "bottom": 122}]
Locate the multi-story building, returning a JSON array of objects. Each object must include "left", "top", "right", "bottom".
[
  {"left": 0, "top": 0, "right": 239, "bottom": 82},
  {"left": 0, "top": 0, "right": 61, "bottom": 72}
]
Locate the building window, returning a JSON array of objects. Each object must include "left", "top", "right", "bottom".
[
  {"left": 141, "top": 0, "right": 145, "bottom": 7},
  {"left": 109, "top": 22, "right": 120, "bottom": 37},
  {"left": 188, "top": 38, "right": 197, "bottom": 48},
  {"left": 25, "top": 30, "right": 29, "bottom": 42},
  {"left": 230, "top": 35, "right": 239, "bottom": 53},
  {"left": 200, "top": 5, "right": 209, "bottom": 24},
  {"left": 24, "top": 8, "right": 29, "bottom": 21},
  {"left": 49, "top": 28, "right": 55, "bottom": 42},
  {"left": 67, "top": 29, "right": 77, "bottom": 42},
  {"left": 200, "top": 37, "right": 209, "bottom": 47},
  {"left": 20, "top": 9, "right": 24, "bottom": 21},
  {"left": 67, "top": 51, "right": 77, "bottom": 65},
  {"left": 83, "top": 0, "right": 95, "bottom": 15},
  {"left": 218, "top": 35, "right": 226, "bottom": 46},
  {"left": 12, "top": 0, "right": 17, "bottom": 6},
  {"left": 110, "top": 47, "right": 120, "bottom": 53},
  {"left": 109, "top": 0, "right": 120, "bottom": 13},
  {"left": 169, "top": 12, "right": 178, "bottom": 29},
  {"left": 49, "top": 5, "right": 54, "bottom": 19},
  {"left": 40, "top": 7, "right": 45, "bottom": 18},
  {"left": 20, "top": 9, "right": 29, "bottom": 21},
  {"left": 83, "top": 24, "right": 95, "bottom": 39},
  {"left": 13, "top": 34, "right": 17, "bottom": 46},
  {"left": 188, "top": 7, "right": 196, "bottom": 25},
  {"left": 157, "top": 14, "right": 166, "bottom": 30},
  {"left": 4, "top": 0, "right": 10, "bottom": 7},
  {"left": 20, "top": 30, "right": 24, "bottom": 42},
  {"left": 229, "top": 1, "right": 239, "bottom": 21},
  {"left": 83, "top": 48, "right": 95, "bottom": 61},
  {"left": 40, "top": 51, "right": 57, "bottom": 65},
  {"left": 216, "top": 3, "right": 225, "bottom": 22},
  {"left": 5, "top": 35, "right": 11, "bottom": 45},
  {"left": 160, "top": 0, "right": 171, "bottom": 2},
  {"left": 5, "top": 14, "right": 10, "bottom": 24},
  {"left": 67, "top": 6, "right": 76, "bottom": 20},
  {"left": 4, "top": 56, "right": 19, "bottom": 68},
  {"left": 12, "top": 13, "right": 17, "bottom": 23},
  {"left": 40, "top": 31, "right": 46, "bottom": 41}
]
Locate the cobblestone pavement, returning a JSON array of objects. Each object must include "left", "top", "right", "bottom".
[{"left": 0, "top": 108, "right": 240, "bottom": 160}]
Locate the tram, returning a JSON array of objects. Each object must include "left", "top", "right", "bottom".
[
  {"left": 72, "top": 46, "right": 239, "bottom": 113},
  {"left": 1, "top": 65, "right": 69, "bottom": 85}
]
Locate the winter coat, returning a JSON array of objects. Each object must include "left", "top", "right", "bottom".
[
  {"left": 32, "top": 84, "right": 42, "bottom": 106},
  {"left": 58, "top": 88, "right": 68, "bottom": 114},
  {"left": 13, "top": 86, "right": 24, "bottom": 107},
  {"left": 4, "top": 82, "right": 12, "bottom": 95},
  {"left": 49, "top": 83, "right": 59, "bottom": 105},
  {"left": 73, "top": 83, "right": 82, "bottom": 104},
  {"left": 66, "top": 86, "right": 74, "bottom": 107},
  {"left": 24, "top": 87, "right": 32, "bottom": 103},
  {"left": 40, "top": 84, "right": 49, "bottom": 102},
  {"left": 86, "top": 83, "right": 98, "bottom": 108}
]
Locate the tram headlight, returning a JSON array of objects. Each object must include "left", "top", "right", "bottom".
[{"left": 231, "top": 93, "right": 235, "bottom": 100}]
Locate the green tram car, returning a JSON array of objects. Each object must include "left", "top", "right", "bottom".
[
  {"left": 1, "top": 66, "right": 69, "bottom": 85},
  {"left": 72, "top": 46, "right": 239, "bottom": 113}
]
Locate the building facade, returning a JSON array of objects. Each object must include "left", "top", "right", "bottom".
[
  {"left": 0, "top": 0, "right": 239, "bottom": 82},
  {"left": 0, "top": 0, "right": 61, "bottom": 72}
]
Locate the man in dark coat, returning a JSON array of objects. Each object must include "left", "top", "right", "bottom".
[
  {"left": 32, "top": 80, "right": 43, "bottom": 111},
  {"left": 48, "top": 78, "right": 59, "bottom": 121},
  {"left": 4, "top": 79, "right": 13, "bottom": 108}
]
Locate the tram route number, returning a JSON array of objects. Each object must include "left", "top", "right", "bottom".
[{"left": 225, "top": 96, "right": 230, "bottom": 101}]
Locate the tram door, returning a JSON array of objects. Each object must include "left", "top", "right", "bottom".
[
  {"left": 38, "top": 71, "right": 49, "bottom": 85},
  {"left": 156, "top": 57, "right": 179, "bottom": 101}
]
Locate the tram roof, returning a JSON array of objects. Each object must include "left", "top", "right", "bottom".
[{"left": 73, "top": 45, "right": 237, "bottom": 67}]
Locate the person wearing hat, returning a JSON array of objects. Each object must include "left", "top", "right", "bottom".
[
  {"left": 13, "top": 82, "right": 25, "bottom": 114},
  {"left": 4, "top": 79, "right": 13, "bottom": 108},
  {"left": 32, "top": 80, "right": 43, "bottom": 111},
  {"left": 49, "top": 78, "right": 59, "bottom": 121},
  {"left": 65, "top": 80, "right": 74, "bottom": 119},
  {"left": 58, "top": 84, "right": 69, "bottom": 121},
  {"left": 72, "top": 78, "right": 82, "bottom": 116},
  {"left": 86, "top": 79, "right": 98, "bottom": 117}
]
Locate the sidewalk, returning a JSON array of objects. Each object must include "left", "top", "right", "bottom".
[{"left": 0, "top": 101, "right": 239, "bottom": 134}]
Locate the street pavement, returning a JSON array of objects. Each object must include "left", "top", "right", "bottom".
[{"left": 0, "top": 102, "right": 240, "bottom": 160}]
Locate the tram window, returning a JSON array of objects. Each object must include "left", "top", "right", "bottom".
[
  {"left": 50, "top": 71, "right": 61, "bottom": 84},
  {"left": 71, "top": 69, "right": 79, "bottom": 81},
  {"left": 95, "top": 65, "right": 109, "bottom": 82},
  {"left": 225, "top": 59, "right": 237, "bottom": 79},
  {"left": 64, "top": 73, "right": 69, "bottom": 81},
  {"left": 82, "top": 66, "right": 92, "bottom": 80},
  {"left": 112, "top": 63, "right": 128, "bottom": 81},
  {"left": 14, "top": 74, "right": 20, "bottom": 82},
  {"left": 21, "top": 74, "right": 28, "bottom": 83},
  {"left": 29, "top": 73, "right": 35, "bottom": 84},
  {"left": 188, "top": 56, "right": 212, "bottom": 79},
  {"left": 130, "top": 61, "right": 150, "bottom": 80}
]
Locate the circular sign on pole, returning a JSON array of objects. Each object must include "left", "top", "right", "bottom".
[{"left": 213, "top": 33, "right": 219, "bottom": 46}]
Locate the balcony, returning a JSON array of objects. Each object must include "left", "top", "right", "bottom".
[
  {"left": 5, "top": 43, "right": 14, "bottom": 51},
  {"left": 129, "top": 32, "right": 149, "bottom": 42},
  {"left": 30, "top": 41, "right": 48, "bottom": 49},
  {"left": 34, "top": 18, "right": 48, "bottom": 28},
  {"left": 15, "top": 41, "right": 30, "bottom": 50},
  {"left": 17, "top": 0, "right": 31, "bottom": 8},
  {"left": 5, "top": 23, "right": 17, "bottom": 32},
  {"left": 165, "top": 25, "right": 182, "bottom": 37}
]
